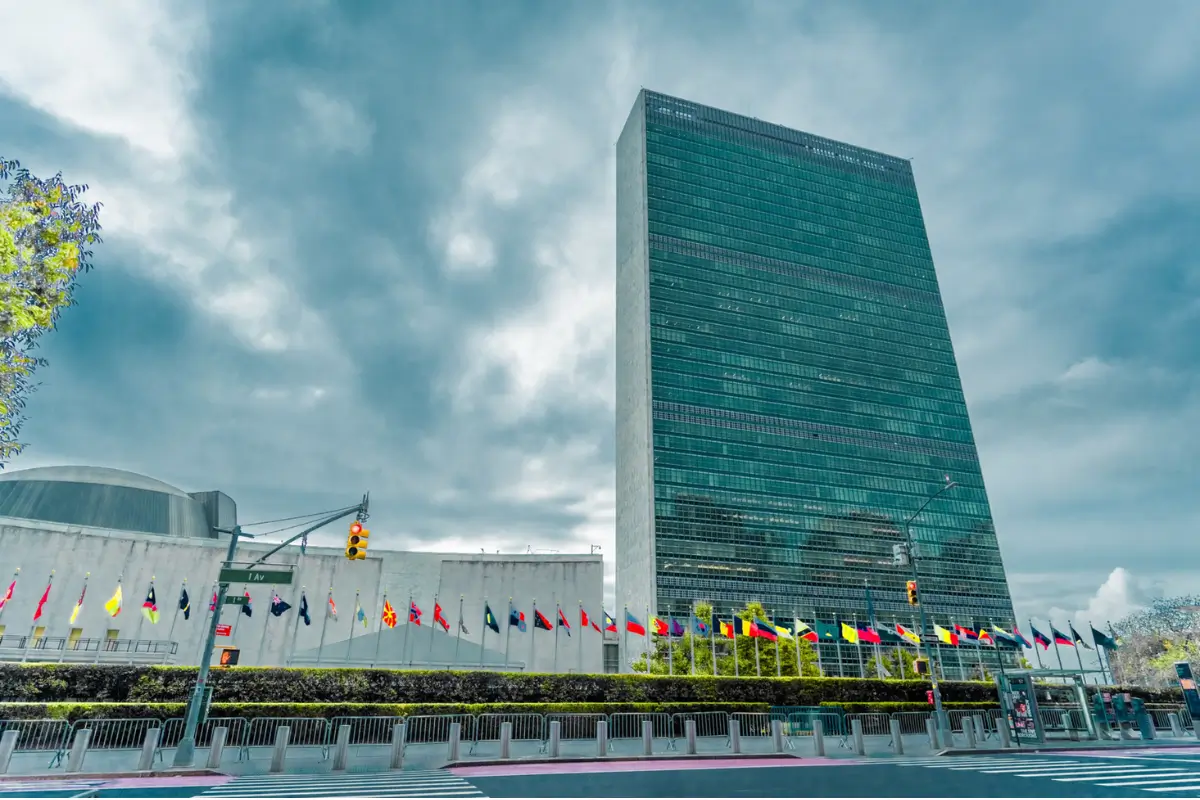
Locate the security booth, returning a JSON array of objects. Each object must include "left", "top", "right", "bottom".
[
  {"left": 997, "top": 669, "right": 1105, "bottom": 743},
  {"left": 1105, "top": 692, "right": 1155, "bottom": 739}
]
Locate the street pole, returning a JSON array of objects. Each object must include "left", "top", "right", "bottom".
[
  {"left": 172, "top": 526, "right": 241, "bottom": 767},
  {"left": 903, "top": 478, "right": 957, "bottom": 736},
  {"left": 172, "top": 497, "right": 369, "bottom": 768}
]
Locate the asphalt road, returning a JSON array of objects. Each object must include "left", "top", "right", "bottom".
[{"left": 9, "top": 748, "right": 1200, "bottom": 797}]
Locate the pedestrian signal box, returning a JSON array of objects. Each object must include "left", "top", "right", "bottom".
[{"left": 219, "top": 647, "right": 241, "bottom": 667}]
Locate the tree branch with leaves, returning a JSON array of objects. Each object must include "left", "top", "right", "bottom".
[{"left": 0, "top": 157, "right": 102, "bottom": 464}]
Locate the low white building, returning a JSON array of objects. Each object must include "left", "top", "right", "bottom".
[{"left": 0, "top": 466, "right": 606, "bottom": 673}]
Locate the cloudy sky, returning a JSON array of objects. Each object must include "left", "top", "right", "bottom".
[{"left": 2, "top": 0, "right": 1197, "bottom": 637}]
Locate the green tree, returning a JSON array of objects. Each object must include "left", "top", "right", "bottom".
[
  {"left": 1111, "top": 597, "right": 1200, "bottom": 686},
  {"left": 631, "top": 601, "right": 821, "bottom": 677},
  {"left": 0, "top": 158, "right": 102, "bottom": 464},
  {"left": 865, "top": 646, "right": 919, "bottom": 679}
]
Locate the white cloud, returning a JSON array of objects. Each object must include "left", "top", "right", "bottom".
[
  {"left": 1047, "top": 568, "right": 1163, "bottom": 628},
  {"left": 0, "top": 0, "right": 204, "bottom": 160},
  {"left": 295, "top": 87, "right": 375, "bottom": 155},
  {"left": 1058, "top": 356, "right": 1114, "bottom": 384}
]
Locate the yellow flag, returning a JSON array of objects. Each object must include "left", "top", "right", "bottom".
[
  {"left": 841, "top": 622, "right": 859, "bottom": 644},
  {"left": 104, "top": 584, "right": 122, "bottom": 617}
]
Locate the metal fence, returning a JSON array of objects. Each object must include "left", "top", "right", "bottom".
[
  {"left": 0, "top": 719, "right": 71, "bottom": 753},
  {"left": 18, "top": 706, "right": 1025, "bottom": 770},
  {"left": 469, "top": 713, "right": 545, "bottom": 755}
]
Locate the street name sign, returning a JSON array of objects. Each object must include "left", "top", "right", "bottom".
[{"left": 218, "top": 567, "right": 294, "bottom": 585}]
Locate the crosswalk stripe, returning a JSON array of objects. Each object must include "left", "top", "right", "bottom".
[
  {"left": 199, "top": 771, "right": 485, "bottom": 798},
  {"left": 1102, "top": 777, "right": 1200, "bottom": 788},
  {"left": 1052, "top": 770, "right": 1192, "bottom": 782}
]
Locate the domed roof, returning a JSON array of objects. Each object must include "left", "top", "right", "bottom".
[
  {"left": 0, "top": 465, "right": 191, "bottom": 497},
  {"left": 0, "top": 464, "right": 212, "bottom": 538}
]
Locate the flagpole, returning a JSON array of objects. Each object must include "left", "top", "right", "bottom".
[
  {"left": 286, "top": 586, "right": 305, "bottom": 667},
  {"left": 24, "top": 570, "right": 54, "bottom": 663},
  {"left": 428, "top": 594, "right": 440, "bottom": 666},
  {"left": 402, "top": 594, "right": 413, "bottom": 668},
  {"left": 644, "top": 604, "right": 651, "bottom": 668},
  {"left": 1029, "top": 618, "right": 1044, "bottom": 670},
  {"left": 0, "top": 567, "right": 19, "bottom": 622},
  {"left": 504, "top": 598, "right": 513, "bottom": 671},
  {"left": 710, "top": 610, "right": 717, "bottom": 675},
  {"left": 373, "top": 593, "right": 388, "bottom": 667},
  {"left": 1069, "top": 620, "right": 1087, "bottom": 677},
  {"left": 724, "top": 618, "right": 734, "bottom": 681},
  {"left": 667, "top": 606, "right": 676, "bottom": 676},
  {"left": 753, "top": 614, "right": 761, "bottom": 677},
  {"left": 454, "top": 596, "right": 464, "bottom": 669},
  {"left": 165, "top": 578, "right": 184, "bottom": 653},
  {"left": 771, "top": 610, "right": 780, "bottom": 677},
  {"left": 553, "top": 601, "right": 560, "bottom": 674},
  {"left": 577, "top": 602, "right": 583, "bottom": 674},
  {"left": 1106, "top": 620, "right": 1119, "bottom": 685},
  {"left": 621, "top": 604, "right": 627, "bottom": 673},
  {"left": 530, "top": 599, "right": 538, "bottom": 672},
  {"left": 480, "top": 598, "right": 488, "bottom": 669},
  {"left": 793, "top": 613, "right": 801, "bottom": 677},
  {"left": 316, "top": 589, "right": 333, "bottom": 668},
  {"left": 1050, "top": 620, "right": 1065, "bottom": 671},
  {"left": 688, "top": 603, "right": 696, "bottom": 676},
  {"left": 1089, "top": 621, "right": 1109, "bottom": 684}
]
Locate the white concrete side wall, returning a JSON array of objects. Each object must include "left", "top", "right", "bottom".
[
  {"left": 0, "top": 520, "right": 604, "bottom": 673},
  {"left": 615, "top": 89, "right": 656, "bottom": 672}
]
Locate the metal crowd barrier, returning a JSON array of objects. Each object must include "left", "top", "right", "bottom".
[{"left": 11, "top": 706, "right": 1022, "bottom": 775}]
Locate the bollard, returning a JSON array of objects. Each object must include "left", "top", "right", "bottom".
[
  {"left": 812, "top": 719, "right": 825, "bottom": 757},
  {"left": 269, "top": 726, "right": 291, "bottom": 774},
  {"left": 1061, "top": 713, "right": 1078, "bottom": 742},
  {"left": 771, "top": 720, "right": 785, "bottom": 753},
  {"left": 447, "top": 722, "right": 461, "bottom": 762},
  {"left": 972, "top": 716, "right": 986, "bottom": 744},
  {"left": 137, "top": 726, "right": 161, "bottom": 772},
  {"left": 997, "top": 720, "right": 1011, "bottom": 749},
  {"left": 548, "top": 720, "right": 561, "bottom": 758},
  {"left": 926, "top": 717, "right": 939, "bottom": 750},
  {"left": 499, "top": 721, "right": 512, "bottom": 760},
  {"left": 729, "top": 719, "right": 741, "bottom": 754},
  {"left": 65, "top": 728, "right": 91, "bottom": 774},
  {"left": 207, "top": 727, "right": 228, "bottom": 770},
  {"left": 685, "top": 719, "right": 697, "bottom": 755},
  {"left": 389, "top": 723, "right": 406, "bottom": 770},
  {"left": 1139, "top": 716, "right": 1156, "bottom": 741},
  {"left": 889, "top": 719, "right": 904, "bottom": 755},
  {"left": 851, "top": 718, "right": 865, "bottom": 756},
  {"left": 596, "top": 720, "right": 608, "bottom": 756},
  {"left": 963, "top": 717, "right": 977, "bottom": 750},
  {"left": 1169, "top": 713, "right": 1184, "bottom": 738},
  {"left": 642, "top": 719, "right": 653, "bottom": 755},
  {"left": 332, "top": 724, "right": 351, "bottom": 771},
  {"left": 0, "top": 730, "right": 19, "bottom": 775}
]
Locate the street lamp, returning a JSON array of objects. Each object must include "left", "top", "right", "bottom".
[{"left": 902, "top": 477, "right": 957, "bottom": 737}]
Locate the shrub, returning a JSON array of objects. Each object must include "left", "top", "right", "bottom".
[
  {"left": 0, "top": 664, "right": 1178, "bottom": 706},
  {"left": 0, "top": 701, "right": 774, "bottom": 723}
]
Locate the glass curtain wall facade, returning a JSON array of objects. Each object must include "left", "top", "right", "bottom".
[{"left": 615, "top": 90, "right": 1017, "bottom": 678}]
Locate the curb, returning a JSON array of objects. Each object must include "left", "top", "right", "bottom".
[
  {"left": 937, "top": 741, "right": 1200, "bottom": 757},
  {"left": 0, "top": 769, "right": 226, "bottom": 784},
  {"left": 444, "top": 753, "right": 801, "bottom": 768}
]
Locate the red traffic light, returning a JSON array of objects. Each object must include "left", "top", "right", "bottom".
[{"left": 349, "top": 521, "right": 363, "bottom": 535}]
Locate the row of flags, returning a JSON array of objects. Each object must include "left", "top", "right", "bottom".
[
  {"left": 615, "top": 608, "right": 1121, "bottom": 654},
  {"left": 1, "top": 567, "right": 1120, "bottom": 661}
]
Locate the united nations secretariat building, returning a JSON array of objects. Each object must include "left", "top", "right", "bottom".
[{"left": 0, "top": 466, "right": 611, "bottom": 673}]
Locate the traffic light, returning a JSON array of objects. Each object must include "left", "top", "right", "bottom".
[
  {"left": 906, "top": 580, "right": 919, "bottom": 606},
  {"left": 219, "top": 647, "right": 240, "bottom": 667},
  {"left": 345, "top": 521, "right": 369, "bottom": 560}
]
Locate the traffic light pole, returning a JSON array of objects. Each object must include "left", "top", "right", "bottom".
[
  {"left": 903, "top": 480, "right": 957, "bottom": 740},
  {"left": 172, "top": 497, "right": 369, "bottom": 767}
]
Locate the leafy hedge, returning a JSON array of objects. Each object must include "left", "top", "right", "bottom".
[
  {"left": 0, "top": 664, "right": 1182, "bottom": 705},
  {"left": 0, "top": 701, "right": 1010, "bottom": 722},
  {"left": 0, "top": 702, "right": 776, "bottom": 722}
]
